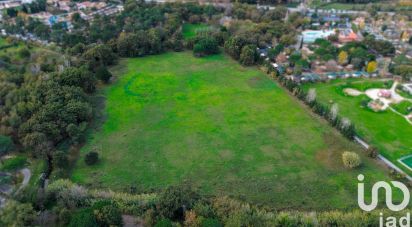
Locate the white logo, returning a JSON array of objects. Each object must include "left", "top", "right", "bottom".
[{"left": 358, "top": 174, "right": 410, "bottom": 212}]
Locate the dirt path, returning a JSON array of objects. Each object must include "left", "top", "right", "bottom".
[{"left": 14, "top": 168, "right": 31, "bottom": 195}]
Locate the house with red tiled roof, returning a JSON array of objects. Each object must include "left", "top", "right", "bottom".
[{"left": 338, "top": 29, "right": 359, "bottom": 43}]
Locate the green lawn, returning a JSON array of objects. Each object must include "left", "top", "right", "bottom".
[
  {"left": 182, "top": 23, "right": 210, "bottom": 39},
  {"left": 302, "top": 79, "right": 412, "bottom": 175},
  {"left": 72, "top": 52, "right": 401, "bottom": 210},
  {"left": 0, "top": 37, "right": 6, "bottom": 47},
  {"left": 391, "top": 101, "right": 412, "bottom": 116}
]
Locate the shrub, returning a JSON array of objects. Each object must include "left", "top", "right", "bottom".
[
  {"left": 85, "top": 152, "right": 99, "bottom": 165},
  {"left": 155, "top": 218, "right": 173, "bottom": 227},
  {"left": 47, "top": 179, "right": 89, "bottom": 209},
  {"left": 0, "top": 156, "right": 27, "bottom": 171},
  {"left": 193, "top": 37, "right": 219, "bottom": 57},
  {"left": 68, "top": 208, "right": 98, "bottom": 227},
  {"left": 18, "top": 48, "right": 31, "bottom": 58},
  {"left": 342, "top": 152, "right": 361, "bottom": 169},
  {"left": 156, "top": 184, "right": 199, "bottom": 220},
  {"left": 92, "top": 200, "right": 123, "bottom": 227},
  {"left": 367, "top": 146, "right": 378, "bottom": 158},
  {"left": 201, "top": 218, "right": 222, "bottom": 227},
  {"left": 0, "top": 135, "right": 13, "bottom": 157},
  {"left": 0, "top": 200, "right": 36, "bottom": 227}
]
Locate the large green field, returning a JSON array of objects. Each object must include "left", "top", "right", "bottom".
[
  {"left": 72, "top": 52, "right": 401, "bottom": 210},
  {"left": 302, "top": 79, "right": 412, "bottom": 174}
]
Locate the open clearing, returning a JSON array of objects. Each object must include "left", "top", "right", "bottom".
[
  {"left": 72, "top": 52, "right": 401, "bottom": 210},
  {"left": 303, "top": 79, "right": 412, "bottom": 175},
  {"left": 182, "top": 23, "right": 210, "bottom": 39}
]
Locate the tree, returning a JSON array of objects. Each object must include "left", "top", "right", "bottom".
[
  {"left": 366, "top": 61, "right": 377, "bottom": 73},
  {"left": 268, "top": 44, "right": 284, "bottom": 59},
  {"left": 53, "top": 150, "right": 69, "bottom": 169},
  {"left": 193, "top": 37, "right": 219, "bottom": 57},
  {"left": 18, "top": 48, "right": 31, "bottom": 59},
  {"left": 0, "top": 135, "right": 13, "bottom": 158},
  {"left": 342, "top": 152, "right": 361, "bottom": 169},
  {"left": 239, "top": 45, "right": 258, "bottom": 66},
  {"left": 224, "top": 36, "right": 246, "bottom": 60},
  {"left": 57, "top": 67, "right": 96, "bottom": 93},
  {"left": 85, "top": 151, "right": 99, "bottom": 165},
  {"left": 95, "top": 66, "right": 112, "bottom": 83},
  {"left": 338, "top": 51, "right": 348, "bottom": 65},
  {"left": 83, "top": 44, "right": 117, "bottom": 69}
]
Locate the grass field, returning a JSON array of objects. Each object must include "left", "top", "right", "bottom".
[
  {"left": 391, "top": 101, "right": 412, "bottom": 115},
  {"left": 302, "top": 79, "right": 412, "bottom": 174},
  {"left": 72, "top": 52, "right": 402, "bottom": 210},
  {"left": 182, "top": 23, "right": 210, "bottom": 39},
  {"left": 0, "top": 37, "right": 6, "bottom": 47}
]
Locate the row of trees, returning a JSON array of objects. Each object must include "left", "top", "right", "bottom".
[{"left": 3, "top": 180, "right": 409, "bottom": 226}]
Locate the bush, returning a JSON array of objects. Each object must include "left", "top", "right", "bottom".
[
  {"left": 0, "top": 156, "right": 27, "bottom": 171},
  {"left": 0, "top": 135, "right": 13, "bottom": 157},
  {"left": 201, "top": 218, "right": 222, "bottom": 227},
  {"left": 85, "top": 152, "right": 99, "bottom": 165},
  {"left": 155, "top": 218, "right": 173, "bottom": 227},
  {"left": 68, "top": 208, "right": 98, "bottom": 227},
  {"left": 18, "top": 48, "right": 31, "bottom": 58},
  {"left": 367, "top": 146, "right": 378, "bottom": 158},
  {"left": 0, "top": 200, "right": 36, "bottom": 227},
  {"left": 342, "top": 152, "right": 361, "bottom": 169},
  {"left": 92, "top": 200, "right": 123, "bottom": 227},
  {"left": 193, "top": 37, "right": 219, "bottom": 57},
  {"left": 156, "top": 184, "right": 199, "bottom": 220}
]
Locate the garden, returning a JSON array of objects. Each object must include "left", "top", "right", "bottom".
[{"left": 302, "top": 78, "right": 412, "bottom": 175}]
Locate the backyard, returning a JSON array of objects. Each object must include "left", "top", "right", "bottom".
[
  {"left": 302, "top": 78, "right": 412, "bottom": 174},
  {"left": 72, "top": 52, "right": 401, "bottom": 210}
]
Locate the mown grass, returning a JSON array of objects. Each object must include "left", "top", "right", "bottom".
[
  {"left": 0, "top": 37, "right": 6, "bottom": 47},
  {"left": 182, "top": 23, "right": 210, "bottom": 39},
  {"left": 391, "top": 101, "right": 412, "bottom": 115},
  {"left": 302, "top": 78, "right": 412, "bottom": 175},
  {"left": 1, "top": 156, "right": 27, "bottom": 171},
  {"left": 72, "top": 52, "right": 402, "bottom": 210}
]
